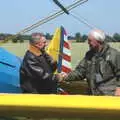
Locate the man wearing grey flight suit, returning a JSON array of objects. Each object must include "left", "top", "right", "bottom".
[{"left": 62, "top": 29, "right": 120, "bottom": 96}]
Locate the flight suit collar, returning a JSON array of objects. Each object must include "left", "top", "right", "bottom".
[{"left": 96, "top": 43, "right": 110, "bottom": 58}]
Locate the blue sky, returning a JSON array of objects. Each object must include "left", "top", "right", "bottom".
[{"left": 0, "top": 0, "right": 120, "bottom": 36}]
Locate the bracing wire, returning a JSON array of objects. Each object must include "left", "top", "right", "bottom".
[
  {"left": 70, "top": 13, "right": 96, "bottom": 29},
  {"left": 53, "top": 0, "right": 117, "bottom": 42},
  {"left": 17, "top": 0, "right": 88, "bottom": 35}
]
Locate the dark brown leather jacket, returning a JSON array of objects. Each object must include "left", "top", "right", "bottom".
[{"left": 20, "top": 46, "right": 58, "bottom": 94}]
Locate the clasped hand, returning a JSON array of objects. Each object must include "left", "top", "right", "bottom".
[{"left": 57, "top": 72, "right": 68, "bottom": 83}]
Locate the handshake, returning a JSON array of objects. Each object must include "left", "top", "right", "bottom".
[{"left": 56, "top": 72, "right": 68, "bottom": 83}]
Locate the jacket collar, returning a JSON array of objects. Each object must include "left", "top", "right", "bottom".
[
  {"left": 29, "top": 44, "right": 42, "bottom": 56},
  {"left": 95, "top": 43, "right": 110, "bottom": 57},
  {"left": 100, "top": 43, "right": 109, "bottom": 55}
]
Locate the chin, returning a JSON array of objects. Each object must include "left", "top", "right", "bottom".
[
  {"left": 41, "top": 48, "right": 45, "bottom": 52},
  {"left": 89, "top": 46, "right": 93, "bottom": 50},
  {"left": 89, "top": 46, "right": 96, "bottom": 51}
]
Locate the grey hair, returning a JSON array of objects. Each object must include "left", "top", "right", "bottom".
[
  {"left": 29, "top": 32, "right": 44, "bottom": 44},
  {"left": 88, "top": 29, "right": 106, "bottom": 42}
]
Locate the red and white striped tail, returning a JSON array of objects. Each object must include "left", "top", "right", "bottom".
[{"left": 61, "top": 34, "right": 72, "bottom": 73}]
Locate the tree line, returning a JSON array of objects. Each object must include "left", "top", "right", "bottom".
[{"left": 0, "top": 32, "right": 120, "bottom": 43}]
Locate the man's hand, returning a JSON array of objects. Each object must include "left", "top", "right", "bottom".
[
  {"left": 57, "top": 72, "right": 68, "bottom": 83},
  {"left": 115, "top": 87, "right": 120, "bottom": 96},
  {"left": 59, "top": 72, "right": 68, "bottom": 78}
]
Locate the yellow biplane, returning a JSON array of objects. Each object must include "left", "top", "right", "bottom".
[{"left": 0, "top": 0, "right": 120, "bottom": 119}]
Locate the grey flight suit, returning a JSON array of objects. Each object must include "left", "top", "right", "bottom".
[{"left": 65, "top": 43, "right": 120, "bottom": 95}]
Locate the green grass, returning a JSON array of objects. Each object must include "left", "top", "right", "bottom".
[
  {"left": 0, "top": 41, "right": 29, "bottom": 57},
  {"left": 71, "top": 43, "right": 89, "bottom": 68},
  {"left": 1, "top": 41, "right": 120, "bottom": 69}
]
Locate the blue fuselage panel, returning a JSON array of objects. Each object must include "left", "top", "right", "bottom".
[{"left": 0, "top": 48, "right": 22, "bottom": 93}]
